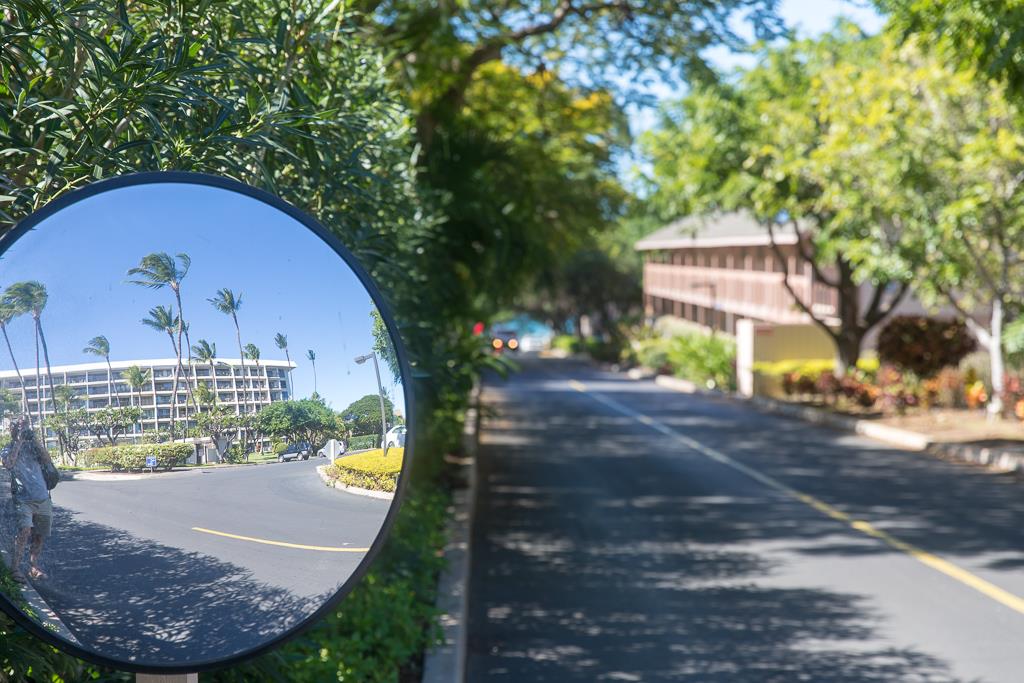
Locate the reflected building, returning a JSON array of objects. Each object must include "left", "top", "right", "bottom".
[{"left": 0, "top": 357, "right": 295, "bottom": 447}]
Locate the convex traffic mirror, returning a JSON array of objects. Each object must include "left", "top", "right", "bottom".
[{"left": 0, "top": 173, "right": 412, "bottom": 673}]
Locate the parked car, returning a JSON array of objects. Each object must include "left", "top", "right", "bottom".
[
  {"left": 381, "top": 425, "right": 407, "bottom": 449},
  {"left": 317, "top": 438, "right": 345, "bottom": 459},
  {"left": 278, "top": 441, "right": 311, "bottom": 462}
]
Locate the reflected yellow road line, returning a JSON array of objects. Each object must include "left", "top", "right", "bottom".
[
  {"left": 568, "top": 378, "right": 1024, "bottom": 616},
  {"left": 192, "top": 527, "right": 369, "bottom": 553}
]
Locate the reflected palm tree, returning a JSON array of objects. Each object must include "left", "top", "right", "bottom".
[
  {"left": 4, "top": 282, "right": 59, "bottom": 445},
  {"left": 275, "top": 332, "right": 292, "bottom": 399},
  {"left": 208, "top": 289, "right": 249, "bottom": 417},
  {"left": 244, "top": 343, "right": 268, "bottom": 408},
  {"left": 142, "top": 306, "right": 182, "bottom": 437},
  {"left": 0, "top": 299, "right": 28, "bottom": 414},
  {"left": 128, "top": 252, "right": 197, "bottom": 415},
  {"left": 124, "top": 365, "right": 151, "bottom": 435},
  {"left": 84, "top": 335, "right": 120, "bottom": 407},
  {"left": 307, "top": 349, "right": 317, "bottom": 395},
  {"left": 192, "top": 339, "right": 218, "bottom": 408}
]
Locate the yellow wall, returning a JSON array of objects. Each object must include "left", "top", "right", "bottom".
[{"left": 736, "top": 320, "right": 835, "bottom": 397}]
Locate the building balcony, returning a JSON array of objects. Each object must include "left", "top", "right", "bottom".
[{"left": 643, "top": 262, "right": 838, "bottom": 325}]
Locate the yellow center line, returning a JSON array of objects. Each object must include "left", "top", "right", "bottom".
[
  {"left": 192, "top": 527, "right": 369, "bottom": 553},
  {"left": 568, "top": 377, "right": 1024, "bottom": 616}
]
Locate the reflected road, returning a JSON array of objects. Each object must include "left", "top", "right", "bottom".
[{"left": 20, "top": 457, "right": 388, "bottom": 665}]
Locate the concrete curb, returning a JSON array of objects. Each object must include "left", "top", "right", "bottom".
[
  {"left": 315, "top": 465, "right": 394, "bottom": 501},
  {"left": 0, "top": 556, "right": 81, "bottom": 645},
  {"left": 646, "top": 368, "right": 1024, "bottom": 470},
  {"left": 421, "top": 381, "right": 481, "bottom": 683}
]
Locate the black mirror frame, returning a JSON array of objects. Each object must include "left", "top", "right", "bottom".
[{"left": 0, "top": 171, "right": 417, "bottom": 675}]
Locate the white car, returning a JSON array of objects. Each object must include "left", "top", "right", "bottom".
[{"left": 381, "top": 425, "right": 407, "bottom": 449}]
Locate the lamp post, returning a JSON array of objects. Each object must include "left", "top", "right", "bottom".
[{"left": 354, "top": 352, "right": 388, "bottom": 457}]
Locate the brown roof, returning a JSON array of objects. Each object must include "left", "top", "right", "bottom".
[{"left": 635, "top": 211, "right": 808, "bottom": 251}]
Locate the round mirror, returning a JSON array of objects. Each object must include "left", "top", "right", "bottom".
[{"left": 0, "top": 173, "right": 412, "bottom": 672}]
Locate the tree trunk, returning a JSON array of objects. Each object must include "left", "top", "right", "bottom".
[
  {"left": 37, "top": 320, "right": 66, "bottom": 463},
  {"left": 1, "top": 324, "right": 28, "bottom": 414},
  {"left": 989, "top": 297, "right": 1005, "bottom": 419},
  {"left": 834, "top": 331, "right": 863, "bottom": 377},
  {"left": 106, "top": 358, "right": 120, "bottom": 407}
]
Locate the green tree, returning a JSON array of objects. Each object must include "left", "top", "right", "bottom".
[
  {"left": 244, "top": 343, "right": 269, "bottom": 408},
  {"left": 83, "top": 335, "right": 120, "bottom": 407},
  {"left": 255, "top": 399, "right": 344, "bottom": 451},
  {"left": 128, "top": 252, "right": 198, "bottom": 418},
  {"left": 640, "top": 30, "right": 913, "bottom": 372},
  {"left": 44, "top": 408, "right": 88, "bottom": 466},
  {"left": 370, "top": 309, "right": 400, "bottom": 383},
  {"left": 192, "top": 339, "right": 218, "bottom": 409},
  {"left": 3, "top": 281, "right": 61, "bottom": 438},
  {"left": 306, "top": 349, "right": 317, "bottom": 395},
  {"left": 0, "top": 301, "right": 27, "bottom": 414},
  {"left": 141, "top": 306, "right": 183, "bottom": 436},
  {"left": 209, "top": 289, "right": 249, "bottom": 418},
  {"left": 193, "top": 406, "right": 248, "bottom": 461},
  {"left": 123, "top": 365, "right": 152, "bottom": 434},
  {"left": 86, "top": 406, "right": 144, "bottom": 447},
  {"left": 342, "top": 394, "right": 396, "bottom": 437}
]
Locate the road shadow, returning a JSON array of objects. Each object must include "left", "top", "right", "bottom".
[
  {"left": 0, "top": 502, "right": 328, "bottom": 667},
  {"left": 468, "top": 358, "right": 981, "bottom": 682}
]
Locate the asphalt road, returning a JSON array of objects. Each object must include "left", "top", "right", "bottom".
[
  {"left": 467, "top": 356, "right": 1024, "bottom": 682},
  {"left": 15, "top": 457, "right": 390, "bottom": 666}
]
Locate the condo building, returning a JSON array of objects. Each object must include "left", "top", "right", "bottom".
[{"left": 0, "top": 357, "right": 296, "bottom": 447}]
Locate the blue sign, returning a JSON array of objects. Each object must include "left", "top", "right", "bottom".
[{"left": 145, "top": 456, "right": 157, "bottom": 468}]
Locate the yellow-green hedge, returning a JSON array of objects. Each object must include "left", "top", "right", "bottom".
[
  {"left": 87, "top": 443, "right": 193, "bottom": 471},
  {"left": 326, "top": 447, "right": 403, "bottom": 492}
]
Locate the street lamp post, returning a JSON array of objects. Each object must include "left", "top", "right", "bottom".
[{"left": 354, "top": 352, "right": 388, "bottom": 457}]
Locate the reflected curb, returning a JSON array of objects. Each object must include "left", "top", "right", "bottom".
[
  {"left": 0, "top": 547, "right": 80, "bottom": 646},
  {"left": 316, "top": 465, "right": 395, "bottom": 501}
]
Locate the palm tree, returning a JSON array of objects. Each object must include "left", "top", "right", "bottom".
[
  {"left": 0, "top": 300, "right": 28, "bottom": 414},
  {"left": 208, "top": 289, "right": 250, "bottom": 417},
  {"left": 83, "top": 335, "right": 120, "bottom": 407},
  {"left": 124, "top": 365, "right": 151, "bottom": 434},
  {"left": 127, "top": 252, "right": 196, "bottom": 410},
  {"left": 4, "top": 282, "right": 59, "bottom": 443},
  {"left": 142, "top": 305, "right": 182, "bottom": 436},
  {"left": 307, "top": 349, "right": 317, "bottom": 395},
  {"left": 244, "top": 343, "right": 269, "bottom": 408},
  {"left": 274, "top": 332, "right": 292, "bottom": 396},
  {"left": 192, "top": 339, "right": 217, "bottom": 408}
]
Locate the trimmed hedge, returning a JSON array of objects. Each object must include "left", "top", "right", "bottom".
[
  {"left": 326, "top": 447, "right": 403, "bottom": 492},
  {"left": 347, "top": 434, "right": 379, "bottom": 451},
  {"left": 88, "top": 443, "right": 193, "bottom": 471}
]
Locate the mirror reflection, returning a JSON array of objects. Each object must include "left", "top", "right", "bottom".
[{"left": 0, "top": 181, "right": 407, "bottom": 667}]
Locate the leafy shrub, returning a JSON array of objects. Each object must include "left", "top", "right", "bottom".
[
  {"left": 585, "top": 337, "right": 625, "bottom": 363},
  {"left": 551, "top": 334, "right": 582, "bottom": 353},
  {"left": 90, "top": 443, "right": 193, "bottom": 471},
  {"left": 664, "top": 331, "right": 736, "bottom": 390},
  {"left": 878, "top": 316, "right": 976, "bottom": 378},
  {"left": 635, "top": 337, "right": 672, "bottom": 373},
  {"left": 347, "top": 434, "right": 379, "bottom": 451},
  {"left": 326, "top": 448, "right": 404, "bottom": 492}
]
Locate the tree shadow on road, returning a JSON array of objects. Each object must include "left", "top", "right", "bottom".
[
  {"left": 468, "top": 363, "right": 986, "bottom": 682},
  {"left": 1, "top": 505, "right": 328, "bottom": 668}
]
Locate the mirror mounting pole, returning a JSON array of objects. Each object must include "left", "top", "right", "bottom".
[{"left": 136, "top": 675, "right": 197, "bottom": 682}]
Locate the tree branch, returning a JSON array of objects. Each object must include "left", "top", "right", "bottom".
[{"left": 765, "top": 219, "right": 839, "bottom": 342}]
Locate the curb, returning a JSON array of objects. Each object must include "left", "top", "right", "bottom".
[
  {"left": 315, "top": 465, "right": 395, "bottom": 500},
  {"left": 421, "top": 381, "right": 480, "bottom": 683},
  {"left": 646, "top": 368, "right": 1024, "bottom": 471}
]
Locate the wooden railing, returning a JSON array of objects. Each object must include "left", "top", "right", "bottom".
[{"left": 644, "top": 263, "right": 837, "bottom": 323}]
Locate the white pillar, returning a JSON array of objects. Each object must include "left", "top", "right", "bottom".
[{"left": 736, "top": 318, "right": 755, "bottom": 398}]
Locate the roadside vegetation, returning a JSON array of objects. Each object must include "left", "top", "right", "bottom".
[{"left": 325, "top": 448, "right": 404, "bottom": 493}]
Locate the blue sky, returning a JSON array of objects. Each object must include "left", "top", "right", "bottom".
[{"left": 0, "top": 183, "right": 405, "bottom": 417}]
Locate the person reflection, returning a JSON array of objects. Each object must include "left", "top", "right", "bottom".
[{"left": 2, "top": 416, "right": 54, "bottom": 584}]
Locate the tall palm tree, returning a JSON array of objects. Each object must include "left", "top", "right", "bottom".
[
  {"left": 307, "top": 349, "right": 317, "bottom": 395},
  {"left": 274, "top": 332, "right": 292, "bottom": 396},
  {"left": 192, "top": 339, "right": 217, "bottom": 407},
  {"left": 0, "top": 300, "right": 28, "bottom": 414},
  {"left": 142, "top": 305, "right": 182, "bottom": 436},
  {"left": 124, "top": 365, "right": 151, "bottom": 434},
  {"left": 208, "top": 289, "right": 250, "bottom": 417},
  {"left": 83, "top": 335, "right": 120, "bottom": 407},
  {"left": 4, "top": 282, "right": 59, "bottom": 442},
  {"left": 244, "top": 343, "right": 269, "bottom": 408},
  {"left": 127, "top": 252, "right": 196, "bottom": 408}
]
